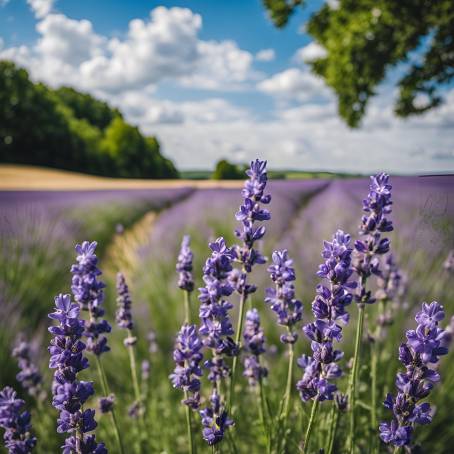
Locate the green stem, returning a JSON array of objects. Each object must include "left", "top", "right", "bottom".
[
  {"left": 228, "top": 291, "right": 247, "bottom": 412},
  {"left": 327, "top": 405, "right": 339, "bottom": 454},
  {"left": 370, "top": 341, "right": 378, "bottom": 452},
  {"left": 258, "top": 376, "right": 271, "bottom": 449},
  {"left": 127, "top": 330, "right": 142, "bottom": 403},
  {"left": 95, "top": 356, "right": 125, "bottom": 454},
  {"left": 184, "top": 290, "right": 191, "bottom": 324},
  {"left": 184, "top": 391, "right": 195, "bottom": 454},
  {"left": 282, "top": 341, "right": 294, "bottom": 421},
  {"left": 348, "top": 303, "right": 365, "bottom": 454},
  {"left": 303, "top": 398, "right": 319, "bottom": 454}
]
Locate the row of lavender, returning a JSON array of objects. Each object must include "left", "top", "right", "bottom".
[{"left": 1, "top": 161, "right": 453, "bottom": 453}]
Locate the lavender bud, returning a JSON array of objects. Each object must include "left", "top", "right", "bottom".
[{"left": 176, "top": 235, "right": 194, "bottom": 292}]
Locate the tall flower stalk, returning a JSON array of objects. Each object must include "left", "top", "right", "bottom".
[
  {"left": 348, "top": 173, "right": 393, "bottom": 453},
  {"left": 48, "top": 294, "right": 106, "bottom": 454},
  {"left": 198, "top": 238, "right": 237, "bottom": 446},
  {"left": 0, "top": 386, "right": 36, "bottom": 454},
  {"left": 379, "top": 302, "right": 448, "bottom": 448},
  {"left": 265, "top": 250, "right": 303, "bottom": 449},
  {"left": 297, "top": 230, "right": 356, "bottom": 453},
  {"left": 71, "top": 242, "right": 124, "bottom": 454},
  {"left": 229, "top": 159, "right": 271, "bottom": 412},
  {"left": 171, "top": 235, "right": 197, "bottom": 454},
  {"left": 177, "top": 235, "right": 195, "bottom": 324}
]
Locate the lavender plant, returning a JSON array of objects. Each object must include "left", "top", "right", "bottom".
[
  {"left": 198, "top": 237, "right": 237, "bottom": 446},
  {"left": 71, "top": 242, "right": 123, "bottom": 454},
  {"left": 348, "top": 173, "right": 393, "bottom": 452},
  {"left": 0, "top": 386, "right": 36, "bottom": 454},
  {"left": 297, "top": 230, "right": 356, "bottom": 452},
  {"left": 229, "top": 159, "right": 271, "bottom": 411},
  {"left": 265, "top": 249, "right": 303, "bottom": 447},
  {"left": 48, "top": 294, "right": 106, "bottom": 454},
  {"left": 12, "top": 337, "right": 45, "bottom": 401},
  {"left": 170, "top": 235, "right": 198, "bottom": 453},
  {"left": 380, "top": 302, "right": 449, "bottom": 450}
]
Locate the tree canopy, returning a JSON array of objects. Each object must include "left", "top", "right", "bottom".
[
  {"left": 263, "top": 0, "right": 454, "bottom": 127},
  {"left": 0, "top": 60, "right": 178, "bottom": 178},
  {"left": 211, "top": 159, "right": 246, "bottom": 180}
]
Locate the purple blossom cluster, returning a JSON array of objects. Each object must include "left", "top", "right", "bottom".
[
  {"left": 265, "top": 250, "right": 303, "bottom": 344},
  {"left": 12, "top": 338, "right": 44, "bottom": 400},
  {"left": 197, "top": 237, "right": 237, "bottom": 444},
  {"left": 48, "top": 294, "right": 106, "bottom": 453},
  {"left": 354, "top": 173, "right": 393, "bottom": 303},
  {"left": 170, "top": 324, "right": 203, "bottom": 409},
  {"left": 0, "top": 386, "right": 36, "bottom": 454},
  {"left": 115, "top": 273, "right": 137, "bottom": 348},
  {"left": 242, "top": 309, "right": 268, "bottom": 386},
  {"left": 375, "top": 254, "right": 404, "bottom": 304},
  {"left": 71, "top": 241, "right": 111, "bottom": 356},
  {"left": 176, "top": 235, "right": 194, "bottom": 292},
  {"left": 297, "top": 230, "right": 356, "bottom": 402},
  {"left": 380, "top": 302, "right": 449, "bottom": 447},
  {"left": 200, "top": 390, "right": 234, "bottom": 446},
  {"left": 231, "top": 159, "right": 271, "bottom": 295},
  {"left": 199, "top": 237, "right": 238, "bottom": 380}
]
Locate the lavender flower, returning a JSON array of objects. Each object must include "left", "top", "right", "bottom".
[
  {"left": 231, "top": 159, "right": 271, "bottom": 295},
  {"left": 198, "top": 237, "right": 236, "bottom": 444},
  {"left": 200, "top": 390, "right": 234, "bottom": 446},
  {"left": 242, "top": 309, "right": 268, "bottom": 386},
  {"left": 176, "top": 235, "right": 194, "bottom": 292},
  {"left": 170, "top": 324, "right": 203, "bottom": 409},
  {"left": 0, "top": 386, "right": 36, "bottom": 454},
  {"left": 379, "top": 302, "right": 449, "bottom": 447},
  {"left": 265, "top": 250, "right": 303, "bottom": 344},
  {"left": 12, "top": 337, "right": 44, "bottom": 400},
  {"left": 354, "top": 173, "right": 393, "bottom": 304},
  {"left": 147, "top": 330, "right": 159, "bottom": 354},
  {"left": 199, "top": 237, "right": 238, "bottom": 379},
  {"left": 48, "top": 294, "right": 106, "bottom": 453},
  {"left": 297, "top": 230, "right": 356, "bottom": 402},
  {"left": 115, "top": 273, "right": 134, "bottom": 336},
  {"left": 99, "top": 395, "right": 115, "bottom": 415},
  {"left": 71, "top": 241, "right": 111, "bottom": 356}
]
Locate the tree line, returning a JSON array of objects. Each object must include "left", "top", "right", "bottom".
[{"left": 0, "top": 60, "right": 178, "bottom": 179}]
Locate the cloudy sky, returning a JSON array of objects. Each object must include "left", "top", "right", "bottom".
[{"left": 1, "top": 0, "right": 453, "bottom": 173}]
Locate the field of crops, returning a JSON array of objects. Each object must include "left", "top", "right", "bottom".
[{"left": 0, "top": 164, "right": 453, "bottom": 454}]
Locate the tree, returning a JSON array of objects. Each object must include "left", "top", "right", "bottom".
[
  {"left": 212, "top": 159, "right": 245, "bottom": 180},
  {"left": 263, "top": 0, "right": 454, "bottom": 127}
]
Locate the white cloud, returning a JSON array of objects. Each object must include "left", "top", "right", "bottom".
[
  {"left": 293, "top": 42, "right": 327, "bottom": 64},
  {"left": 257, "top": 68, "right": 330, "bottom": 101},
  {"left": 255, "top": 48, "right": 275, "bottom": 62},
  {"left": 27, "top": 0, "right": 55, "bottom": 18},
  {"left": 181, "top": 40, "right": 258, "bottom": 90},
  {"left": 1, "top": 0, "right": 10, "bottom": 7}
]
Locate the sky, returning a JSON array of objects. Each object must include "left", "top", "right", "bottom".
[{"left": 1, "top": 0, "right": 453, "bottom": 173}]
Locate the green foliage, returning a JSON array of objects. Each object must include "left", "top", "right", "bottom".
[
  {"left": 263, "top": 0, "right": 454, "bottom": 126},
  {"left": 0, "top": 60, "right": 178, "bottom": 178},
  {"left": 212, "top": 159, "right": 246, "bottom": 180}
]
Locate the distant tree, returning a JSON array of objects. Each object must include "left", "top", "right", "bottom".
[
  {"left": 212, "top": 159, "right": 245, "bottom": 180},
  {"left": 263, "top": 0, "right": 454, "bottom": 127},
  {"left": 54, "top": 86, "right": 122, "bottom": 130},
  {"left": 0, "top": 60, "right": 179, "bottom": 179}
]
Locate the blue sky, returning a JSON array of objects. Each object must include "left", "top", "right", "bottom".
[{"left": 1, "top": 0, "right": 453, "bottom": 173}]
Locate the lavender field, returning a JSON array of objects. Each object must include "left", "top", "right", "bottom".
[{"left": 1, "top": 169, "right": 453, "bottom": 454}]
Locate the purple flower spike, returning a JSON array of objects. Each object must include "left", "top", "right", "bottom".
[
  {"left": 231, "top": 159, "right": 271, "bottom": 294},
  {"left": 200, "top": 390, "right": 234, "bottom": 446},
  {"left": 265, "top": 250, "right": 303, "bottom": 344},
  {"left": 12, "top": 337, "right": 44, "bottom": 401},
  {"left": 354, "top": 173, "right": 393, "bottom": 301},
  {"left": 48, "top": 294, "right": 106, "bottom": 453},
  {"left": 242, "top": 309, "right": 268, "bottom": 386},
  {"left": 169, "top": 324, "right": 203, "bottom": 409},
  {"left": 380, "top": 301, "right": 449, "bottom": 448},
  {"left": 176, "top": 235, "right": 194, "bottom": 292},
  {"left": 71, "top": 241, "right": 111, "bottom": 356},
  {"left": 0, "top": 386, "right": 36, "bottom": 454},
  {"left": 297, "top": 230, "right": 356, "bottom": 402},
  {"left": 115, "top": 273, "right": 134, "bottom": 331}
]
